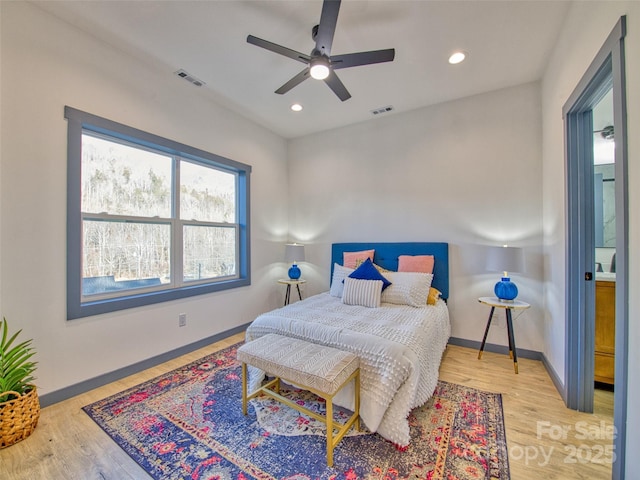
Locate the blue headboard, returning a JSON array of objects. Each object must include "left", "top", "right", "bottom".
[{"left": 331, "top": 242, "right": 449, "bottom": 300}]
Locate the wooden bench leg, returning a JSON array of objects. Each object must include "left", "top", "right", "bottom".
[
  {"left": 355, "top": 369, "right": 360, "bottom": 432},
  {"left": 326, "top": 396, "right": 334, "bottom": 467},
  {"left": 242, "top": 362, "right": 248, "bottom": 415},
  {"left": 326, "top": 369, "right": 359, "bottom": 467}
]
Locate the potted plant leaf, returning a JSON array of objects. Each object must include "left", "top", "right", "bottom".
[{"left": 0, "top": 317, "right": 40, "bottom": 448}]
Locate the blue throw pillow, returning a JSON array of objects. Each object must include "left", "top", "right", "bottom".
[{"left": 348, "top": 258, "right": 392, "bottom": 291}]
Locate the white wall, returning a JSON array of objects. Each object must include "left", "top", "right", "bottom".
[
  {"left": 4, "top": 1, "right": 638, "bottom": 473},
  {"left": 0, "top": 2, "right": 289, "bottom": 396},
  {"left": 288, "top": 82, "right": 545, "bottom": 352},
  {"left": 541, "top": 2, "right": 639, "bottom": 476}
]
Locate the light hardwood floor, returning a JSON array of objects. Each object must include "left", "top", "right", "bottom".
[{"left": 1, "top": 333, "right": 614, "bottom": 479}]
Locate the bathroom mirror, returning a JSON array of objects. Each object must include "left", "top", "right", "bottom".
[
  {"left": 594, "top": 164, "right": 615, "bottom": 247},
  {"left": 593, "top": 89, "right": 615, "bottom": 248}
]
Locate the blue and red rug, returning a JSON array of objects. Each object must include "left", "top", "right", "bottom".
[{"left": 83, "top": 343, "right": 509, "bottom": 479}]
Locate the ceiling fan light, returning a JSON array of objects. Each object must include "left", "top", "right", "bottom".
[{"left": 310, "top": 58, "right": 330, "bottom": 80}]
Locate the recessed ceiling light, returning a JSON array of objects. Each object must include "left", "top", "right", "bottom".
[
  {"left": 448, "top": 51, "right": 466, "bottom": 65},
  {"left": 290, "top": 103, "right": 303, "bottom": 112}
]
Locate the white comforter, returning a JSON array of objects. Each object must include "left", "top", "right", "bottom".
[{"left": 244, "top": 292, "right": 451, "bottom": 447}]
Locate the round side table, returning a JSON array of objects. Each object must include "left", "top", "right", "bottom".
[
  {"left": 278, "top": 279, "right": 306, "bottom": 306},
  {"left": 477, "top": 296, "right": 530, "bottom": 373}
]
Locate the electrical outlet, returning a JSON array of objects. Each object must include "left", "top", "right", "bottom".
[{"left": 179, "top": 313, "right": 187, "bottom": 327}]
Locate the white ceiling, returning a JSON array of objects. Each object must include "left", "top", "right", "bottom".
[{"left": 33, "top": 0, "right": 572, "bottom": 139}]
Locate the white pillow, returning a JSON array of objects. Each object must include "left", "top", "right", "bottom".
[
  {"left": 342, "top": 278, "right": 383, "bottom": 308},
  {"left": 329, "top": 263, "right": 354, "bottom": 297},
  {"left": 380, "top": 272, "right": 433, "bottom": 307}
]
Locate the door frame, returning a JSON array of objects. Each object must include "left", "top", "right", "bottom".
[{"left": 563, "top": 16, "right": 627, "bottom": 480}]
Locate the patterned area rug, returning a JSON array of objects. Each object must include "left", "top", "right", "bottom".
[{"left": 83, "top": 343, "right": 509, "bottom": 479}]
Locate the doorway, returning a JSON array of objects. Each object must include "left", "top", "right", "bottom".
[
  {"left": 563, "top": 16, "right": 627, "bottom": 480},
  {"left": 592, "top": 89, "right": 616, "bottom": 390}
]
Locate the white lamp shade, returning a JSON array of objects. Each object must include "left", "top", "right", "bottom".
[
  {"left": 486, "top": 246, "right": 524, "bottom": 275},
  {"left": 285, "top": 243, "right": 305, "bottom": 264}
]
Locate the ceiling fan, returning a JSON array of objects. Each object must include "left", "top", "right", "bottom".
[
  {"left": 594, "top": 125, "right": 614, "bottom": 140},
  {"left": 247, "top": 0, "right": 395, "bottom": 101}
]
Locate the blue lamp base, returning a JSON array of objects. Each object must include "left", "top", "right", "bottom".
[
  {"left": 288, "top": 263, "right": 301, "bottom": 280},
  {"left": 494, "top": 277, "right": 518, "bottom": 301}
]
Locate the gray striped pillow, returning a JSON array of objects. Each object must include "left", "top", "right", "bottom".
[{"left": 342, "top": 277, "right": 383, "bottom": 308}]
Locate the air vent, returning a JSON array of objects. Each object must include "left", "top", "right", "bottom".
[
  {"left": 174, "top": 69, "right": 206, "bottom": 87},
  {"left": 371, "top": 105, "right": 394, "bottom": 116}
]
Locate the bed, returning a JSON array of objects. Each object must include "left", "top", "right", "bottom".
[{"left": 245, "top": 242, "right": 450, "bottom": 448}]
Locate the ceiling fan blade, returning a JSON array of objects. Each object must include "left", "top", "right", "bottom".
[
  {"left": 275, "top": 68, "right": 311, "bottom": 95},
  {"left": 324, "top": 71, "right": 351, "bottom": 101},
  {"left": 247, "top": 35, "right": 310, "bottom": 64},
  {"left": 315, "top": 0, "right": 341, "bottom": 56},
  {"left": 331, "top": 49, "right": 396, "bottom": 70}
]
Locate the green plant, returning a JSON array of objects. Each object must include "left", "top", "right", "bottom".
[{"left": 0, "top": 317, "right": 37, "bottom": 403}]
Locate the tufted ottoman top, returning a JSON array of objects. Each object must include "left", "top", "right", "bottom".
[{"left": 237, "top": 334, "right": 359, "bottom": 396}]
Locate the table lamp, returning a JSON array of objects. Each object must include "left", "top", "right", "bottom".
[
  {"left": 486, "top": 245, "right": 524, "bottom": 301},
  {"left": 285, "top": 243, "right": 305, "bottom": 280}
]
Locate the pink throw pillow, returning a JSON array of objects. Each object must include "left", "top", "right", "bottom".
[
  {"left": 398, "top": 255, "right": 435, "bottom": 274},
  {"left": 343, "top": 249, "right": 375, "bottom": 269}
]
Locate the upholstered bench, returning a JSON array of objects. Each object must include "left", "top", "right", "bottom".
[{"left": 237, "top": 334, "right": 360, "bottom": 467}]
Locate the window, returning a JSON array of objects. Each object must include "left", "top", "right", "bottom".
[{"left": 65, "top": 107, "right": 251, "bottom": 319}]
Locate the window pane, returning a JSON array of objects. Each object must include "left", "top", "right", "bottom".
[
  {"left": 82, "top": 134, "right": 172, "bottom": 217},
  {"left": 180, "top": 161, "right": 236, "bottom": 222},
  {"left": 66, "top": 107, "right": 251, "bottom": 319},
  {"left": 83, "top": 220, "right": 170, "bottom": 296},
  {"left": 183, "top": 225, "right": 236, "bottom": 281}
]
